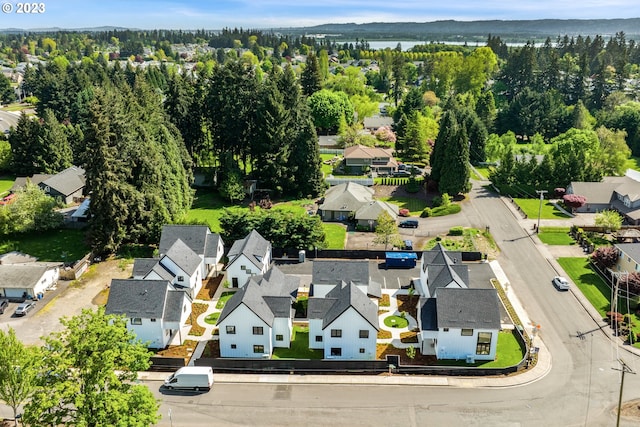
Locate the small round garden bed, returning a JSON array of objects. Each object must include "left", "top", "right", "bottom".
[
  {"left": 383, "top": 315, "right": 409, "bottom": 328},
  {"left": 204, "top": 312, "right": 220, "bottom": 325}
]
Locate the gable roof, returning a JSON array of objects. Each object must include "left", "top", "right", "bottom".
[
  {"left": 132, "top": 258, "right": 159, "bottom": 278},
  {"left": 419, "top": 297, "right": 438, "bottom": 331},
  {"left": 10, "top": 175, "right": 53, "bottom": 192},
  {"left": 227, "top": 229, "right": 271, "bottom": 270},
  {"left": 427, "top": 264, "right": 469, "bottom": 297},
  {"left": 569, "top": 176, "right": 633, "bottom": 205},
  {"left": 308, "top": 281, "right": 379, "bottom": 330},
  {"left": 105, "top": 279, "right": 188, "bottom": 322},
  {"left": 422, "top": 243, "right": 462, "bottom": 272},
  {"left": 436, "top": 288, "right": 501, "bottom": 330},
  {"left": 159, "top": 224, "right": 218, "bottom": 257},
  {"left": 0, "top": 263, "right": 57, "bottom": 288},
  {"left": 319, "top": 182, "right": 374, "bottom": 212},
  {"left": 40, "top": 166, "right": 85, "bottom": 196},
  {"left": 615, "top": 243, "right": 640, "bottom": 264},
  {"left": 354, "top": 200, "right": 399, "bottom": 221},
  {"left": 312, "top": 259, "right": 369, "bottom": 286},
  {"left": 162, "top": 239, "right": 202, "bottom": 276},
  {"left": 204, "top": 233, "right": 223, "bottom": 259},
  {"left": 344, "top": 145, "right": 394, "bottom": 160}
]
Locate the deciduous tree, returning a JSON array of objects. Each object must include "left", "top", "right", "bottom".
[{"left": 373, "top": 211, "right": 400, "bottom": 250}]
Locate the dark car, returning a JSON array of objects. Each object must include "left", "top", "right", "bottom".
[
  {"left": 399, "top": 219, "right": 419, "bottom": 228},
  {"left": 393, "top": 170, "right": 412, "bottom": 177},
  {"left": 14, "top": 301, "right": 36, "bottom": 316},
  {"left": 0, "top": 298, "right": 8, "bottom": 315}
]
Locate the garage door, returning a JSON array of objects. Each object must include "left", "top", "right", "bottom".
[{"left": 3, "top": 288, "right": 29, "bottom": 299}]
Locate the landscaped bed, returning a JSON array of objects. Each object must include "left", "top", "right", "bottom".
[
  {"left": 156, "top": 339, "right": 198, "bottom": 365},
  {"left": 215, "top": 291, "right": 235, "bottom": 309},
  {"left": 384, "top": 315, "right": 409, "bottom": 328}
]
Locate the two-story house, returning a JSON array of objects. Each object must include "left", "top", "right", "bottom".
[
  {"left": 226, "top": 230, "right": 272, "bottom": 288},
  {"left": 159, "top": 225, "right": 224, "bottom": 277},
  {"left": 343, "top": 145, "right": 398, "bottom": 175},
  {"left": 311, "top": 259, "right": 381, "bottom": 299}
]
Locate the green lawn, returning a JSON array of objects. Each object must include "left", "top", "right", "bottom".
[
  {"left": 475, "top": 167, "right": 492, "bottom": 180},
  {"left": 513, "top": 198, "right": 570, "bottom": 219},
  {"left": 436, "top": 331, "right": 524, "bottom": 367},
  {"left": 558, "top": 257, "right": 640, "bottom": 348},
  {"left": 538, "top": 226, "right": 575, "bottom": 245},
  {"left": 323, "top": 223, "right": 346, "bottom": 249},
  {"left": 184, "top": 189, "right": 244, "bottom": 233},
  {"left": 215, "top": 291, "right": 235, "bottom": 309},
  {"left": 204, "top": 312, "right": 220, "bottom": 325},
  {"left": 0, "top": 176, "right": 14, "bottom": 197},
  {"left": 272, "top": 325, "right": 324, "bottom": 359},
  {"left": 320, "top": 154, "right": 341, "bottom": 176},
  {"left": 383, "top": 315, "right": 409, "bottom": 328},
  {"left": 378, "top": 196, "right": 429, "bottom": 216},
  {"left": 0, "top": 103, "right": 32, "bottom": 112},
  {"left": 0, "top": 229, "right": 89, "bottom": 262}
]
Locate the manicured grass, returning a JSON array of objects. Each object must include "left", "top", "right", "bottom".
[
  {"left": 272, "top": 325, "right": 324, "bottom": 359},
  {"left": 378, "top": 196, "right": 429, "bottom": 216},
  {"left": 537, "top": 226, "right": 575, "bottom": 245},
  {"left": 204, "top": 312, "right": 220, "bottom": 325},
  {"left": 513, "top": 198, "right": 570, "bottom": 219},
  {"left": 436, "top": 331, "right": 524, "bottom": 367},
  {"left": 320, "top": 154, "right": 341, "bottom": 176},
  {"left": 323, "top": 223, "right": 346, "bottom": 249},
  {"left": 0, "top": 229, "right": 89, "bottom": 262},
  {"left": 430, "top": 203, "right": 461, "bottom": 217},
  {"left": 0, "top": 175, "right": 14, "bottom": 197},
  {"left": 0, "top": 103, "right": 32, "bottom": 112},
  {"left": 215, "top": 291, "right": 235, "bottom": 309},
  {"left": 383, "top": 315, "right": 409, "bottom": 328},
  {"left": 184, "top": 189, "right": 240, "bottom": 233}
]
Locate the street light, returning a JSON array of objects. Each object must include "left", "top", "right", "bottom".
[{"left": 535, "top": 190, "right": 548, "bottom": 233}]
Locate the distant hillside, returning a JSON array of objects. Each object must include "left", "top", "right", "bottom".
[
  {"left": 0, "top": 26, "right": 132, "bottom": 34},
  {"left": 276, "top": 19, "right": 640, "bottom": 42}
]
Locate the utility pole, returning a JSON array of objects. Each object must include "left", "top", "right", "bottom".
[
  {"left": 613, "top": 358, "right": 635, "bottom": 427},
  {"left": 535, "top": 190, "right": 548, "bottom": 233}
]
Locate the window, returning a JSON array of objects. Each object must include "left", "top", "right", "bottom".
[
  {"left": 231, "top": 344, "right": 237, "bottom": 349},
  {"left": 276, "top": 334, "right": 283, "bottom": 341},
  {"left": 232, "top": 277, "right": 239, "bottom": 288},
  {"left": 253, "top": 345, "right": 264, "bottom": 354},
  {"left": 359, "top": 348, "right": 365, "bottom": 354},
  {"left": 241, "top": 265, "right": 246, "bottom": 270},
  {"left": 131, "top": 318, "right": 142, "bottom": 325},
  {"left": 177, "top": 276, "right": 184, "bottom": 282},
  {"left": 476, "top": 332, "right": 492, "bottom": 355},
  {"left": 461, "top": 328, "right": 474, "bottom": 336},
  {"left": 359, "top": 330, "right": 369, "bottom": 339},
  {"left": 150, "top": 318, "right": 156, "bottom": 322},
  {"left": 331, "top": 329, "right": 342, "bottom": 338},
  {"left": 443, "top": 327, "right": 449, "bottom": 332},
  {"left": 253, "top": 326, "right": 264, "bottom": 335},
  {"left": 330, "top": 347, "right": 342, "bottom": 356},
  {"left": 226, "top": 326, "right": 236, "bottom": 334},
  {"left": 315, "top": 335, "right": 323, "bottom": 342}
]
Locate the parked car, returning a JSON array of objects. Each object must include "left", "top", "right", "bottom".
[
  {"left": 393, "top": 170, "right": 412, "bottom": 177},
  {"left": 14, "top": 301, "right": 36, "bottom": 316},
  {"left": 399, "top": 219, "right": 419, "bottom": 228},
  {"left": 552, "top": 276, "right": 570, "bottom": 291},
  {"left": 403, "top": 240, "right": 414, "bottom": 250},
  {"left": 164, "top": 366, "right": 214, "bottom": 391},
  {"left": 0, "top": 298, "right": 8, "bottom": 315}
]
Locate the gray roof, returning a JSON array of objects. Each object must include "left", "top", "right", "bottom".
[
  {"left": 205, "top": 233, "right": 223, "bottom": 259},
  {"left": 427, "top": 264, "right": 469, "bottom": 297},
  {"left": 159, "top": 224, "right": 222, "bottom": 258},
  {"left": 615, "top": 243, "right": 640, "bottom": 264},
  {"left": 422, "top": 243, "right": 462, "bottom": 272},
  {"left": 132, "top": 258, "right": 158, "bottom": 278},
  {"left": 436, "top": 288, "right": 501, "bottom": 330},
  {"left": 363, "top": 115, "right": 393, "bottom": 129},
  {"left": 10, "top": 175, "right": 52, "bottom": 192},
  {"left": 312, "top": 260, "right": 369, "bottom": 286},
  {"left": 319, "top": 182, "right": 374, "bottom": 212},
  {"left": 354, "top": 201, "right": 399, "bottom": 221},
  {"left": 569, "top": 177, "right": 628, "bottom": 205},
  {"left": 228, "top": 229, "right": 271, "bottom": 270},
  {"left": 217, "top": 266, "right": 298, "bottom": 326},
  {"left": 163, "top": 239, "right": 202, "bottom": 276},
  {"left": 308, "top": 281, "right": 379, "bottom": 330},
  {"left": 0, "top": 264, "right": 57, "bottom": 288},
  {"left": 40, "top": 166, "right": 85, "bottom": 196},
  {"left": 0, "top": 251, "right": 38, "bottom": 265},
  {"left": 419, "top": 297, "right": 438, "bottom": 331},
  {"left": 105, "top": 279, "right": 187, "bottom": 322}
]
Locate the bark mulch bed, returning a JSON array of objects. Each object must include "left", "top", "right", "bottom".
[
  {"left": 197, "top": 275, "right": 224, "bottom": 300},
  {"left": 201, "top": 339, "right": 220, "bottom": 358},
  {"left": 376, "top": 343, "right": 436, "bottom": 365},
  {"left": 378, "top": 330, "right": 392, "bottom": 339},
  {"left": 156, "top": 339, "right": 198, "bottom": 365},
  {"left": 396, "top": 295, "right": 418, "bottom": 319}
]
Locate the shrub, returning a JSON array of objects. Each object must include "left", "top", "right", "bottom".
[
  {"left": 563, "top": 194, "right": 587, "bottom": 209},
  {"left": 448, "top": 226, "right": 464, "bottom": 236},
  {"left": 591, "top": 246, "right": 618, "bottom": 269},
  {"left": 431, "top": 204, "right": 461, "bottom": 217},
  {"left": 420, "top": 207, "right": 432, "bottom": 218}
]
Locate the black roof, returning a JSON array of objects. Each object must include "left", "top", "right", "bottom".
[
  {"left": 105, "top": 279, "right": 186, "bottom": 322},
  {"left": 419, "top": 297, "right": 438, "bottom": 331},
  {"left": 436, "top": 288, "right": 501, "bottom": 330},
  {"left": 159, "top": 224, "right": 220, "bottom": 258}
]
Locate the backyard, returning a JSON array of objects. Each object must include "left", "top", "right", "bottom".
[
  {"left": 272, "top": 325, "right": 323, "bottom": 359},
  {"left": 0, "top": 228, "right": 89, "bottom": 262},
  {"left": 537, "top": 226, "right": 575, "bottom": 245}
]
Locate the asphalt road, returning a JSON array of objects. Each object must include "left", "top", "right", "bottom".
[
  {"left": 142, "top": 179, "right": 640, "bottom": 426},
  {"left": 0, "top": 110, "right": 19, "bottom": 134}
]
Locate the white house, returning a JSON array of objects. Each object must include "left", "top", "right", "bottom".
[
  {"left": 226, "top": 230, "right": 272, "bottom": 288},
  {"left": 159, "top": 225, "right": 224, "bottom": 277},
  {"left": 0, "top": 263, "right": 60, "bottom": 300},
  {"left": 308, "top": 281, "right": 378, "bottom": 360},
  {"left": 416, "top": 243, "right": 467, "bottom": 297},
  {"left": 311, "top": 259, "right": 381, "bottom": 298},
  {"left": 419, "top": 288, "right": 501, "bottom": 361},
  {"left": 105, "top": 279, "right": 192, "bottom": 349},
  {"left": 216, "top": 266, "right": 299, "bottom": 358}
]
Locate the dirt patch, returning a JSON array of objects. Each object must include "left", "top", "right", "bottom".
[
  {"left": 201, "top": 339, "right": 220, "bottom": 358},
  {"left": 91, "top": 287, "right": 110, "bottom": 305},
  {"left": 621, "top": 398, "right": 640, "bottom": 420}
]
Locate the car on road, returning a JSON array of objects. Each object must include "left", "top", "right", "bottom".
[
  {"left": 393, "top": 170, "right": 412, "bottom": 177},
  {"left": 399, "top": 219, "right": 419, "bottom": 228},
  {"left": 14, "top": 301, "right": 36, "bottom": 316},
  {"left": 552, "top": 276, "right": 570, "bottom": 291},
  {"left": 0, "top": 298, "right": 8, "bottom": 314}
]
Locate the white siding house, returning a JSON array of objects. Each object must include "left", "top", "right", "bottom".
[
  {"left": 159, "top": 225, "right": 224, "bottom": 277},
  {"left": 226, "top": 230, "right": 272, "bottom": 288},
  {"left": 0, "top": 263, "right": 60, "bottom": 300},
  {"left": 217, "top": 304, "right": 273, "bottom": 358}
]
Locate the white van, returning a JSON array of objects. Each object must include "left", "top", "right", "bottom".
[{"left": 164, "top": 366, "right": 214, "bottom": 391}]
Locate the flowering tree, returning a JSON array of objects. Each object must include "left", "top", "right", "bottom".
[
  {"left": 591, "top": 246, "right": 619, "bottom": 269},
  {"left": 562, "top": 194, "right": 587, "bottom": 210},
  {"left": 374, "top": 126, "right": 396, "bottom": 144}
]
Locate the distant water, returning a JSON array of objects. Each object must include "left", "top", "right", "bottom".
[{"left": 341, "top": 40, "right": 526, "bottom": 50}]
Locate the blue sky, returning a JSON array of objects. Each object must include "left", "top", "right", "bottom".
[{"left": 2, "top": 1, "right": 640, "bottom": 30}]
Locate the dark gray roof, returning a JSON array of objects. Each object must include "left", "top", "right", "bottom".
[
  {"left": 263, "top": 296, "right": 295, "bottom": 318},
  {"left": 133, "top": 258, "right": 158, "bottom": 278},
  {"left": 0, "top": 264, "right": 57, "bottom": 288},
  {"left": 309, "top": 281, "right": 379, "bottom": 330},
  {"left": 419, "top": 297, "right": 438, "bottom": 331},
  {"left": 40, "top": 166, "right": 85, "bottom": 196},
  {"left": 312, "top": 260, "right": 369, "bottom": 286},
  {"left": 105, "top": 279, "right": 175, "bottom": 320},
  {"left": 205, "top": 233, "right": 223, "bottom": 259},
  {"left": 615, "top": 243, "right": 640, "bottom": 264},
  {"left": 427, "top": 264, "right": 468, "bottom": 297},
  {"left": 159, "top": 224, "right": 214, "bottom": 257},
  {"left": 217, "top": 280, "right": 275, "bottom": 326},
  {"left": 228, "top": 229, "right": 271, "bottom": 270},
  {"left": 436, "top": 288, "right": 501, "bottom": 330},
  {"left": 164, "top": 289, "right": 187, "bottom": 322},
  {"left": 150, "top": 262, "right": 175, "bottom": 281},
  {"left": 252, "top": 266, "right": 300, "bottom": 297},
  {"left": 11, "top": 175, "right": 52, "bottom": 192},
  {"left": 163, "top": 239, "right": 202, "bottom": 276},
  {"left": 422, "top": 243, "right": 462, "bottom": 273}
]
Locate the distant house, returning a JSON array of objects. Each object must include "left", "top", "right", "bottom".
[
  {"left": 216, "top": 266, "right": 299, "bottom": 358},
  {"left": 39, "top": 166, "right": 86, "bottom": 205},
  {"left": 354, "top": 200, "right": 399, "bottom": 228},
  {"left": 343, "top": 145, "right": 398, "bottom": 175},
  {"left": 0, "top": 262, "right": 60, "bottom": 300},
  {"left": 318, "top": 182, "right": 374, "bottom": 221},
  {"left": 363, "top": 115, "right": 393, "bottom": 131},
  {"left": 105, "top": 279, "right": 192, "bottom": 349},
  {"left": 311, "top": 259, "right": 381, "bottom": 299},
  {"left": 226, "top": 230, "right": 272, "bottom": 288},
  {"left": 308, "top": 281, "right": 379, "bottom": 360},
  {"left": 159, "top": 225, "right": 224, "bottom": 277},
  {"left": 612, "top": 243, "right": 640, "bottom": 273}
]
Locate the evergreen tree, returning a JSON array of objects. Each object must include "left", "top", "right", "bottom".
[
  {"left": 39, "top": 109, "right": 73, "bottom": 173},
  {"left": 287, "top": 110, "right": 324, "bottom": 198},
  {"left": 300, "top": 52, "right": 322, "bottom": 96},
  {"left": 439, "top": 121, "right": 471, "bottom": 195},
  {"left": 430, "top": 110, "right": 457, "bottom": 182},
  {"left": 8, "top": 113, "right": 43, "bottom": 175}
]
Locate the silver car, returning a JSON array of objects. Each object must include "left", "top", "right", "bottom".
[
  {"left": 14, "top": 301, "right": 36, "bottom": 316},
  {"left": 552, "top": 276, "right": 570, "bottom": 291}
]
